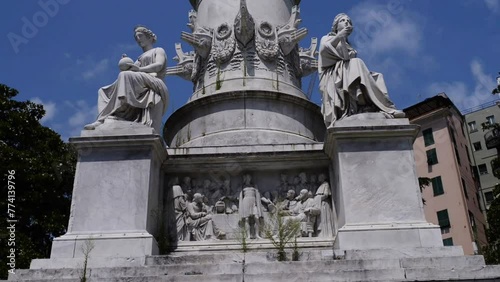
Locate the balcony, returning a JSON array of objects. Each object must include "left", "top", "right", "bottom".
[{"left": 485, "top": 127, "right": 500, "bottom": 149}]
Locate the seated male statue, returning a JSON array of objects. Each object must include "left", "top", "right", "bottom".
[{"left": 186, "top": 193, "right": 225, "bottom": 241}]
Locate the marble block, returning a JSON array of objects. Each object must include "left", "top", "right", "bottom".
[
  {"left": 50, "top": 130, "right": 167, "bottom": 259},
  {"left": 324, "top": 114, "right": 443, "bottom": 251}
]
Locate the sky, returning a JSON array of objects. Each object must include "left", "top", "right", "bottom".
[{"left": 1, "top": 0, "right": 500, "bottom": 141}]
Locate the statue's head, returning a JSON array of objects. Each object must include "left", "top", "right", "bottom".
[
  {"left": 299, "top": 172, "right": 307, "bottom": 183},
  {"left": 332, "top": 13, "right": 352, "bottom": 33},
  {"left": 287, "top": 189, "right": 296, "bottom": 200},
  {"left": 134, "top": 25, "right": 157, "bottom": 45},
  {"left": 193, "top": 193, "right": 203, "bottom": 203},
  {"left": 243, "top": 174, "right": 252, "bottom": 186},
  {"left": 299, "top": 189, "right": 309, "bottom": 200},
  {"left": 169, "top": 176, "right": 179, "bottom": 186},
  {"left": 172, "top": 185, "right": 184, "bottom": 199},
  {"left": 318, "top": 173, "right": 326, "bottom": 183}
]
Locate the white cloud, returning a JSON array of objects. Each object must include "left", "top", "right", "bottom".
[
  {"left": 427, "top": 60, "right": 497, "bottom": 110},
  {"left": 65, "top": 100, "right": 98, "bottom": 136},
  {"left": 349, "top": 2, "right": 423, "bottom": 57},
  {"left": 113, "top": 43, "right": 138, "bottom": 56},
  {"left": 82, "top": 58, "right": 109, "bottom": 81},
  {"left": 485, "top": 0, "right": 499, "bottom": 12},
  {"left": 427, "top": 81, "right": 468, "bottom": 107},
  {"left": 62, "top": 55, "right": 113, "bottom": 82},
  {"left": 30, "top": 97, "right": 56, "bottom": 123}
]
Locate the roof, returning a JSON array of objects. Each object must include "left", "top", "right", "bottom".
[{"left": 403, "top": 93, "right": 463, "bottom": 121}]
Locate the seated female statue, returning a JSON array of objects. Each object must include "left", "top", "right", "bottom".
[{"left": 84, "top": 26, "right": 169, "bottom": 132}]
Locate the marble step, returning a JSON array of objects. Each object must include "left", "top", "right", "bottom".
[
  {"left": 10, "top": 256, "right": 492, "bottom": 281},
  {"left": 9, "top": 267, "right": 500, "bottom": 282}
]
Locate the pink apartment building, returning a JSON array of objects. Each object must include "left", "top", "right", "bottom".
[{"left": 404, "top": 93, "right": 488, "bottom": 255}]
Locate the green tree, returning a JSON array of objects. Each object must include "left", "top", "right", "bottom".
[
  {"left": 481, "top": 122, "right": 500, "bottom": 263},
  {"left": 483, "top": 184, "right": 500, "bottom": 264},
  {"left": 0, "top": 84, "right": 76, "bottom": 279}
]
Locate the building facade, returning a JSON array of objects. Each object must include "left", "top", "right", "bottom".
[
  {"left": 463, "top": 100, "right": 500, "bottom": 211},
  {"left": 404, "top": 93, "right": 487, "bottom": 255}
]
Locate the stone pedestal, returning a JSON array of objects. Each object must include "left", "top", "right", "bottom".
[
  {"left": 164, "top": 91, "right": 325, "bottom": 147},
  {"left": 324, "top": 114, "right": 443, "bottom": 251},
  {"left": 48, "top": 122, "right": 167, "bottom": 262}
]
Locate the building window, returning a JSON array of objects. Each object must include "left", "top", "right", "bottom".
[
  {"left": 437, "top": 209, "right": 451, "bottom": 229},
  {"left": 431, "top": 176, "right": 444, "bottom": 196},
  {"left": 487, "top": 115, "right": 496, "bottom": 126},
  {"left": 478, "top": 164, "right": 488, "bottom": 175},
  {"left": 423, "top": 128, "right": 435, "bottom": 147},
  {"left": 469, "top": 211, "right": 477, "bottom": 233},
  {"left": 426, "top": 148, "right": 438, "bottom": 165},
  {"left": 468, "top": 121, "right": 478, "bottom": 133},
  {"left": 443, "top": 238, "right": 454, "bottom": 246},
  {"left": 485, "top": 191, "right": 494, "bottom": 203},
  {"left": 462, "top": 178, "right": 469, "bottom": 199},
  {"left": 454, "top": 146, "right": 461, "bottom": 165},
  {"left": 473, "top": 142, "right": 482, "bottom": 151}
]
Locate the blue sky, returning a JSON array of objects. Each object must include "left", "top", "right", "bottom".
[{"left": 2, "top": 0, "right": 500, "bottom": 140}]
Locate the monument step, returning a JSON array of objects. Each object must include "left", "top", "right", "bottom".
[
  {"left": 341, "top": 246, "right": 465, "bottom": 260},
  {"left": 10, "top": 256, "right": 495, "bottom": 281},
  {"left": 9, "top": 268, "right": 500, "bottom": 282},
  {"left": 146, "top": 249, "right": 334, "bottom": 265}
]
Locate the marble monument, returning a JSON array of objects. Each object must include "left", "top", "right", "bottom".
[{"left": 13, "top": 2, "right": 500, "bottom": 281}]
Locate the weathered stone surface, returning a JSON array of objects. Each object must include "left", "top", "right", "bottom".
[
  {"left": 47, "top": 133, "right": 167, "bottom": 262},
  {"left": 171, "top": 0, "right": 311, "bottom": 100},
  {"left": 343, "top": 246, "right": 465, "bottom": 260},
  {"left": 164, "top": 91, "right": 325, "bottom": 147},
  {"left": 81, "top": 119, "right": 158, "bottom": 137},
  {"left": 11, "top": 253, "right": 500, "bottom": 281},
  {"left": 325, "top": 116, "right": 443, "bottom": 251}
]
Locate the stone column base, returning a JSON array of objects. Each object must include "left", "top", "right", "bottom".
[
  {"left": 335, "top": 223, "right": 443, "bottom": 250},
  {"left": 50, "top": 232, "right": 158, "bottom": 259},
  {"left": 324, "top": 114, "right": 444, "bottom": 251}
]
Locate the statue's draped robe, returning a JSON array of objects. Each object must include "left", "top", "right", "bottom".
[
  {"left": 318, "top": 34, "right": 398, "bottom": 126},
  {"left": 314, "top": 181, "right": 336, "bottom": 238},
  {"left": 173, "top": 185, "right": 187, "bottom": 241},
  {"left": 239, "top": 187, "right": 263, "bottom": 219},
  {"left": 96, "top": 47, "right": 169, "bottom": 132},
  {"left": 186, "top": 202, "right": 216, "bottom": 241}
]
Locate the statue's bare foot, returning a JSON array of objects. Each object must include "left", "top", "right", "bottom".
[{"left": 83, "top": 121, "right": 103, "bottom": 130}]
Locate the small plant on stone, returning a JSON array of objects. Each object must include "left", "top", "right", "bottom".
[
  {"left": 263, "top": 205, "right": 301, "bottom": 261},
  {"left": 79, "top": 237, "right": 95, "bottom": 282},
  {"left": 234, "top": 222, "right": 250, "bottom": 282},
  {"left": 291, "top": 236, "right": 300, "bottom": 261},
  {"left": 235, "top": 221, "right": 249, "bottom": 254}
]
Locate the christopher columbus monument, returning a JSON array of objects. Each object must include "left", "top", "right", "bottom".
[{"left": 12, "top": 0, "right": 500, "bottom": 281}]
